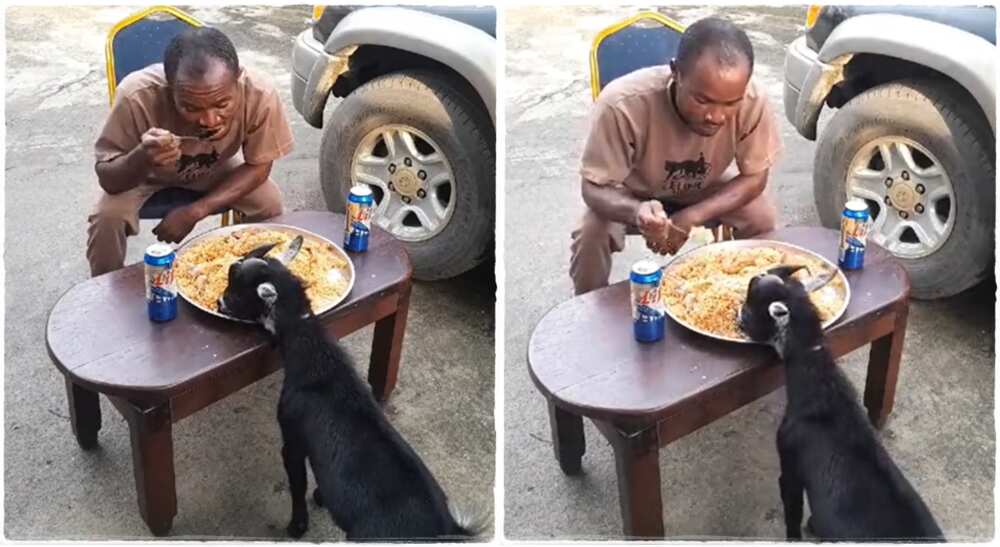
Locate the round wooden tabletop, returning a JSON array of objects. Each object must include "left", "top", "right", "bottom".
[{"left": 527, "top": 226, "right": 909, "bottom": 422}]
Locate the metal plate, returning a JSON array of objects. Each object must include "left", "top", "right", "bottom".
[
  {"left": 174, "top": 223, "right": 356, "bottom": 323},
  {"left": 661, "top": 239, "right": 851, "bottom": 344}
]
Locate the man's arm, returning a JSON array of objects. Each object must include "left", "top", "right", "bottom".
[
  {"left": 151, "top": 161, "right": 272, "bottom": 243},
  {"left": 95, "top": 128, "right": 182, "bottom": 195},
  {"left": 671, "top": 169, "right": 769, "bottom": 231},
  {"left": 581, "top": 178, "right": 644, "bottom": 226}
]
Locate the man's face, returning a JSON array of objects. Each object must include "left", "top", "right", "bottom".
[
  {"left": 673, "top": 50, "right": 750, "bottom": 137},
  {"left": 170, "top": 57, "right": 239, "bottom": 141}
]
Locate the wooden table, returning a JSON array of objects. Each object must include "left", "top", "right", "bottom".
[
  {"left": 46, "top": 211, "right": 412, "bottom": 535},
  {"left": 528, "top": 226, "right": 910, "bottom": 538}
]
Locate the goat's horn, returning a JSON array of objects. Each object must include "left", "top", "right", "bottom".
[
  {"left": 276, "top": 235, "right": 304, "bottom": 265},
  {"left": 804, "top": 268, "right": 837, "bottom": 293},
  {"left": 245, "top": 242, "right": 278, "bottom": 259},
  {"left": 766, "top": 264, "right": 807, "bottom": 281}
]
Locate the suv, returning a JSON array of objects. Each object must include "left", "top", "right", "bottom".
[
  {"left": 291, "top": 5, "right": 496, "bottom": 280},
  {"left": 784, "top": 5, "right": 996, "bottom": 298}
]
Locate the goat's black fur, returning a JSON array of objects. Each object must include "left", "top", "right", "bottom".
[
  {"left": 219, "top": 239, "right": 478, "bottom": 541},
  {"left": 739, "top": 266, "right": 943, "bottom": 541}
]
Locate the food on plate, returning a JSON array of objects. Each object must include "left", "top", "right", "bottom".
[
  {"left": 661, "top": 245, "right": 846, "bottom": 340},
  {"left": 175, "top": 227, "right": 351, "bottom": 315}
]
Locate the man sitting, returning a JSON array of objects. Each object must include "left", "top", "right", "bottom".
[
  {"left": 571, "top": 17, "right": 783, "bottom": 294},
  {"left": 88, "top": 26, "right": 294, "bottom": 276}
]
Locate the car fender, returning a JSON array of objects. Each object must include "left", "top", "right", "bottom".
[
  {"left": 303, "top": 7, "right": 496, "bottom": 127},
  {"left": 797, "top": 13, "right": 995, "bottom": 139}
]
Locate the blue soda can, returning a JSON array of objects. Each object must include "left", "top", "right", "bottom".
[
  {"left": 144, "top": 243, "right": 177, "bottom": 322},
  {"left": 630, "top": 259, "right": 666, "bottom": 343},
  {"left": 344, "top": 185, "right": 374, "bottom": 252},
  {"left": 839, "top": 198, "right": 871, "bottom": 270}
]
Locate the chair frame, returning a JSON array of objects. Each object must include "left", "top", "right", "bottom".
[
  {"left": 588, "top": 11, "right": 685, "bottom": 101},
  {"left": 104, "top": 6, "right": 239, "bottom": 226},
  {"left": 105, "top": 5, "right": 203, "bottom": 105}
]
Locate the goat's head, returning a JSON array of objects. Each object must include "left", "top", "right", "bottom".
[
  {"left": 738, "top": 264, "right": 836, "bottom": 351},
  {"left": 217, "top": 235, "right": 307, "bottom": 332}
]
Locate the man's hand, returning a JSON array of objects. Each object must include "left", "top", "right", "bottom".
[
  {"left": 152, "top": 205, "right": 204, "bottom": 243},
  {"left": 140, "top": 128, "right": 182, "bottom": 168},
  {"left": 634, "top": 200, "right": 669, "bottom": 253}
]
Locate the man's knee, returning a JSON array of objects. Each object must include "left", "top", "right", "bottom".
[
  {"left": 572, "top": 210, "right": 614, "bottom": 247},
  {"left": 736, "top": 205, "right": 777, "bottom": 238},
  {"left": 237, "top": 179, "right": 284, "bottom": 221}
]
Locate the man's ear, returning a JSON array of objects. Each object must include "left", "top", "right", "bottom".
[{"left": 257, "top": 282, "right": 278, "bottom": 308}]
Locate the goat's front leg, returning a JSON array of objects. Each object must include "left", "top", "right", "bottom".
[
  {"left": 777, "top": 447, "right": 805, "bottom": 540},
  {"left": 281, "top": 435, "right": 310, "bottom": 538}
]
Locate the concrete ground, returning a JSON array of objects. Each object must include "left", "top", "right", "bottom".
[
  {"left": 504, "top": 5, "right": 994, "bottom": 541},
  {"left": 5, "top": 6, "right": 493, "bottom": 540}
]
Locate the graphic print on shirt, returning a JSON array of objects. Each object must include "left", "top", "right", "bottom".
[
  {"left": 177, "top": 149, "right": 220, "bottom": 180},
  {"left": 661, "top": 152, "right": 711, "bottom": 194}
]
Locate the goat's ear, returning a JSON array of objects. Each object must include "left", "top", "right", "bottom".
[
  {"left": 768, "top": 301, "right": 790, "bottom": 327},
  {"left": 276, "top": 236, "right": 303, "bottom": 265},
  {"left": 766, "top": 265, "right": 807, "bottom": 281},
  {"left": 246, "top": 242, "right": 278, "bottom": 260},
  {"left": 256, "top": 282, "right": 278, "bottom": 307}
]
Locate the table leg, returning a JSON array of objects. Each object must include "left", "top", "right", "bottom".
[
  {"left": 118, "top": 398, "right": 177, "bottom": 536},
  {"left": 864, "top": 303, "right": 908, "bottom": 428},
  {"left": 65, "top": 378, "right": 101, "bottom": 450},
  {"left": 547, "top": 401, "right": 585, "bottom": 475},
  {"left": 369, "top": 281, "right": 412, "bottom": 401},
  {"left": 600, "top": 420, "right": 665, "bottom": 539}
]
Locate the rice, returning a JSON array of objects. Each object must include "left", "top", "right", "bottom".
[
  {"left": 175, "top": 227, "right": 351, "bottom": 314},
  {"left": 661, "top": 246, "right": 846, "bottom": 340}
]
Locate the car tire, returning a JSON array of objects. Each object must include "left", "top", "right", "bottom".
[
  {"left": 814, "top": 79, "right": 995, "bottom": 299},
  {"left": 319, "top": 69, "right": 495, "bottom": 281}
]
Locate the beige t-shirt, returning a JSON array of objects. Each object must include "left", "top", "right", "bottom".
[
  {"left": 580, "top": 65, "right": 782, "bottom": 203},
  {"left": 95, "top": 63, "right": 294, "bottom": 184}
]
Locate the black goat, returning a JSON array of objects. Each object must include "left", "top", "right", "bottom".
[
  {"left": 738, "top": 265, "right": 943, "bottom": 541},
  {"left": 218, "top": 237, "right": 481, "bottom": 541}
]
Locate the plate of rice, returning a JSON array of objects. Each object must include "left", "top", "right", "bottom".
[
  {"left": 174, "top": 224, "right": 355, "bottom": 322},
  {"left": 660, "top": 240, "right": 850, "bottom": 343}
]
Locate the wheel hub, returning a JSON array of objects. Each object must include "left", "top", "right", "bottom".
[
  {"left": 887, "top": 180, "right": 919, "bottom": 212},
  {"left": 392, "top": 168, "right": 423, "bottom": 199}
]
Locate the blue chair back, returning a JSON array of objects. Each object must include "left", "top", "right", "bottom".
[
  {"left": 106, "top": 6, "right": 202, "bottom": 103},
  {"left": 590, "top": 12, "right": 685, "bottom": 100}
]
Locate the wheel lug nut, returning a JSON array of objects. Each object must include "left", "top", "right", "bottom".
[
  {"left": 404, "top": 158, "right": 412, "bottom": 167},
  {"left": 387, "top": 182, "right": 395, "bottom": 192},
  {"left": 916, "top": 184, "right": 925, "bottom": 194},
  {"left": 418, "top": 170, "right": 427, "bottom": 180},
  {"left": 899, "top": 211, "right": 909, "bottom": 219},
  {"left": 402, "top": 196, "right": 412, "bottom": 204},
  {"left": 915, "top": 204, "right": 925, "bottom": 214},
  {"left": 901, "top": 171, "right": 910, "bottom": 181},
  {"left": 884, "top": 177, "right": 893, "bottom": 187},
  {"left": 417, "top": 188, "right": 427, "bottom": 199},
  {"left": 388, "top": 164, "right": 396, "bottom": 174},
  {"left": 884, "top": 196, "right": 892, "bottom": 205}
]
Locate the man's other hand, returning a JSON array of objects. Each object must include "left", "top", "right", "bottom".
[
  {"left": 636, "top": 200, "right": 671, "bottom": 254},
  {"left": 152, "top": 205, "right": 203, "bottom": 243}
]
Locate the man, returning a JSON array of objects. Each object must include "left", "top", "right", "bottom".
[
  {"left": 88, "top": 26, "right": 293, "bottom": 276},
  {"left": 571, "top": 17, "right": 783, "bottom": 294}
]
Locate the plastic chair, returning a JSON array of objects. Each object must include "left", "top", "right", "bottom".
[
  {"left": 589, "top": 11, "right": 685, "bottom": 100},
  {"left": 105, "top": 5, "right": 236, "bottom": 225}
]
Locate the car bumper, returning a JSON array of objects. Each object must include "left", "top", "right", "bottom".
[
  {"left": 291, "top": 29, "right": 327, "bottom": 122},
  {"left": 783, "top": 36, "right": 828, "bottom": 141}
]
